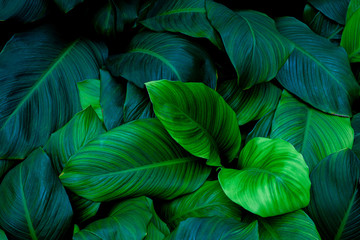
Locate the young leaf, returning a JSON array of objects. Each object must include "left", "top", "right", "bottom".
[
  {"left": 206, "top": 1, "right": 294, "bottom": 89},
  {"left": 270, "top": 90, "right": 354, "bottom": 171},
  {"left": 219, "top": 137, "right": 310, "bottom": 217},
  {"left": 0, "top": 148, "right": 73, "bottom": 239},
  {"left": 106, "top": 31, "right": 217, "bottom": 89},
  {"left": 276, "top": 17, "right": 359, "bottom": 116},
  {"left": 77, "top": 79, "right": 103, "bottom": 121},
  {"left": 307, "top": 149, "right": 360, "bottom": 239},
  {"left": 0, "top": 26, "right": 107, "bottom": 159},
  {"left": 60, "top": 118, "right": 211, "bottom": 201},
  {"left": 146, "top": 80, "right": 241, "bottom": 166}
]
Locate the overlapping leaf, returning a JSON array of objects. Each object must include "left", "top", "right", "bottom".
[
  {"left": 276, "top": 17, "right": 359, "bottom": 116},
  {"left": 341, "top": 0, "right": 360, "bottom": 62},
  {"left": 352, "top": 113, "right": 360, "bottom": 159},
  {"left": 308, "top": 0, "right": 350, "bottom": 24},
  {"left": 0, "top": 26, "right": 107, "bottom": 159},
  {"left": 245, "top": 110, "right": 275, "bottom": 144},
  {"left": 60, "top": 118, "right": 211, "bottom": 201},
  {"left": 77, "top": 79, "right": 103, "bottom": 121},
  {"left": 146, "top": 80, "right": 241, "bottom": 166},
  {"left": 0, "top": 148, "right": 73, "bottom": 239},
  {"left": 307, "top": 149, "right": 360, "bottom": 239},
  {"left": 270, "top": 90, "right": 354, "bottom": 171},
  {"left": 206, "top": 1, "right": 294, "bottom": 89},
  {"left": 106, "top": 31, "right": 217, "bottom": 89},
  {"left": 219, "top": 137, "right": 310, "bottom": 217}
]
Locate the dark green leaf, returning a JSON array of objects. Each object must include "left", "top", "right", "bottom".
[
  {"left": 275, "top": 17, "right": 359, "bottom": 116},
  {"left": 54, "top": 0, "right": 84, "bottom": 13},
  {"left": 0, "top": 148, "right": 73, "bottom": 239},
  {"left": 308, "top": 0, "right": 350, "bottom": 24},
  {"left": 146, "top": 80, "right": 241, "bottom": 166},
  {"left": 352, "top": 113, "right": 360, "bottom": 159},
  {"left": 0, "top": 0, "right": 47, "bottom": 22},
  {"left": 0, "top": 160, "right": 17, "bottom": 182},
  {"left": 245, "top": 110, "right": 275, "bottom": 144}
]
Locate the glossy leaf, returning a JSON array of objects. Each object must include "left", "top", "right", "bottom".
[
  {"left": 167, "top": 217, "right": 259, "bottom": 240},
  {"left": 206, "top": 1, "right": 294, "bottom": 89},
  {"left": 0, "top": 26, "right": 107, "bottom": 159},
  {"left": 146, "top": 80, "right": 241, "bottom": 166},
  {"left": 308, "top": 0, "right": 350, "bottom": 24},
  {"left": 141, "top": 0, "right": 222, "bottom": 48},
  {"left": 270, "top": 90, "right": 354, "bottom": 171},
  {"left": 245, "top": 110, "right": 275, "bottom": 144},
  {"left": 341, "top": 0, "right": 360, "bottom": 62},
  {"left": 0, "top": 0, "right": 47, "bottom": 22},
  {"left": 100, "top": 69, "right": 126, "bottom": 130},
  {"left": 60, "top": 118, "right": 211, "bottom": 201},
  {"left": 106, "top": 31, "right": 217, "bottom": 89},
  {"left": 77, "top": 79, "right": 103, "bottom": 121},
  {"left": 54, "top": 0, "right": 84, "bottom": 13},
  {"left": 307, "top": 149, "right": 360, "bottom": 240},
  {"left": 218, "top": 80, "right": 281, "bottom": 126},
  {"left": 276, "top": 17, "right": 359, "bottom": 116},
  {"left": 219, "top": 137, "right": 310, "bottom": 217},
  {"left": 159, "top": 181, "right": 242, "bottom": 229},
  {"left": 0, "top": 148, "right": 73, "bottom": 239}
]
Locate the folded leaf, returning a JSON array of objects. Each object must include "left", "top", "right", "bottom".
[
  {"left": 206, "top": 1, "right": 294, "bottom": 89},
  {"left": 276, "top": 17, "right": 359, "bottom": 116},
  {"left": 167, "top": 217, "right": 259, "bottom": 240},
  {"left": 60, "top": 118, "right": 211, "bottom": 201},
  {"left": 106, "top": 31, "right": 217, "bottom": 89},
  {"left": 218, "top": 80, "right": 281, "bottom": 125},
  {"left": 0, "top": 148, "right": 73, "bottom": 240},
  {"left": 159, "top": 181, "right": 242, "bottom": 229},
  {"left": 77, "top": 79, "right": 103, "bottom": 121},
  {"left": 307, "top": 149, "right": 360, "bottom": 239},
  {"left": 0, "top": 26, "right": 107, "bottom": 159},
  {"left": 146, "top": 80, "right": 241, "bottom": 166},
  {"left": 341, "top": 0, "right": 360, "bottom": 62},
  {"left": 54, "top": 0, "right": 84, "bottom": 13},
  {"left": 270, "top": 90, "right": 353, "bottom": 171},
  {"left": 219, "top": 137, "right": 310, "bottom": 217},
  {"left": 141, "top": 0, "right": 222, "bottom": 48},
  {"left": 308, "top": 0, "right": 350, "bottom": 24},
  {"left": 100, "top": 69, "right": 126, "bottom": 130},
  {"left": 0, "top": 0, "right": 47, "bottom": 22}
]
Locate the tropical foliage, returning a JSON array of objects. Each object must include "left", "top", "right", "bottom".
[{"left": 0, "top": 0, "right": 359, "bottom": 239}]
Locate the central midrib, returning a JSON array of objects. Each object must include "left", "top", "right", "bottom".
[{"left": 159, "top": 8, "right": 205, "bottom": 16}]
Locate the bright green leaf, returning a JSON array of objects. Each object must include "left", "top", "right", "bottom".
[
  {"left": 0, "top": 229, "right": 7, "bottom": 240},
  {"left": 341, "top": 0, "right": 360, "bottom": 62},
  {"left": 146, "top": 80, "right": 241, "bottom": 166},
  {"left": 219, "top": 137, "right": 310, "bottom": 217},
  {"left": 77, "top": 79, "right": 103, "bottom": 122}
]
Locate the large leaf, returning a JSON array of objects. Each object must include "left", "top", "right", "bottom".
[
  {"left": 206, "top": 1, "right": 294, "bottom": 89},
  {"left": 106, "top": 31, "right": 217, "bottom": 89},
  {"left": 0, "top": 148, "right": 73, "bottom": 239},
  {"left": 140, "top": 0, "right": 222, "bottom": 48},
  {"left": 307, "top": 149, "right": 360, "bottom": 239},
  {"left": 60, "top": 118, "right": 211, "bottom": 201},
  {"left": 308, "top": 0, "right": 350, "bottom": 24},
  {"left": 159, "top": 180, "right": 242, "bottom": 229},
  {"left": 0, "top": 0, "right": 47, "bottom": 22},
  {"left": 0, "top": 26, "right": 107, "bottom": 159},
  {"left": 270, "top": 90, "right": 354, "bottom": 171},
  {"left": 54, "top": 0, "right": 84, "bottom": 13},
  {"left": 219, "top": 137, "right": 310, "bottom": 218},
  {"left": 77, "top": 79, "right": 103, "bottom": 121},
  {"left": 218, "top": 80, "right": 281, "bottom": 125},
  {"left": 341, "top": 0, "right": 360, "bottom": 62},
  {"left": 275, "top": 17, "right": 359, "bottom": 116},
  {"left": 100, "top": 69, "right": 126, "bottom": 130},
  {"left": 146, "top": 80, "right": 241, "bottom": 166},
  {"left": 167, "top": 217, "right": 259, "bottom": 240},
  {"left": 352, "top": 113, "right": 360, "bottom": 159}
]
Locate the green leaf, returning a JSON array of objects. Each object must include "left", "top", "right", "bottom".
[
  {"left": 124, "top": 81, "right": 155, "bottom": 123},
  {"left": 275, "top": 17, "right": 359, "bottom": 116},
  {"left": 159, "top": 180, "right": 242, "bottom": 229},
  {"left": 0, "top": 148, "right": 73, "bottom": 239},
  {"left": 0, "top": 26, "right": 107, "bottom": 159},
  {"left": 167, "top": 217, "right": 259, "bottom": 240},
  {"left": 140, "top": 0, "right": 222, "bottom": 48},
  {"left": 307, "top": 149, "right": 360, "bottom": 240},
  {"left": 245, "top": 110, "right": 275, "bottom": 144},
  {"left": 0, "top": 229, "right": 7, "bottom": 240},
  {"left": 341, "top": 0, "right": 360, "bottom": 62},
  {"left": 219, "top": 137, "right": 310, "bottom": 217},
  {"left": 0, "top": 0, "right": 47, "bottom": 22},
  {"left": 206, "top": 1, "right": 294, "bottom": 89},
  {"left": 270, "top": 90, "right": 354, "bottom": 171},
  {"left": 73, "top": 197, "right": 154, "bottom": 240},
  {"left": 218, "top": 80, "right": 281, "bottom": 126},
  {"left": 60, "top": 118, "right": 211, "bottom": 201},
  {"left": 100, "top": 69, "right": 126, "bottom": 130},
  {"left": 54, "top": 0, "right": 84, "bottom": 13},
  {"left": 146, "top": 80, "right": 241, "bottom": 167},
  {"left": 77, "top": 79, "right": 103, "bottom": 122},
  {"left": 308, "top": 0, "right": 350, "bottom": 24},
  {"left": 106, "top": 31, "right": 217, "bottom": 89},
  {"left": 351, "top": 113, "right": 360, "bottom": 159},
  {"left": 0, "top": 160, "right": 17, "bottom": 182},
  {"left": 346, "top": 0, "right": 360, "bottom": 20}
]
